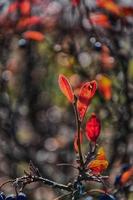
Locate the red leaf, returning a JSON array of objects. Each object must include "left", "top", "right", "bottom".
[
  {"left": 120, "top": 7, "right": 133, "bottom": 16},
  {"left": 77, "top": 80, "right": 97, "bottom": 121},
  {"left": 8, "top": 2, "right": 18, "bottom": 13},
  {"left": 86, "top": 113, "right": 101, "bottom": 142},
  {"left": 74, "top": 132, "right": 82, "bottom": 153},
  {"left": 90, "top": 13, "right": 111, "bottom": 28},
  {"left": 17, "top": 16, "right": 41, "bottom": 30},
  {"left": 19, "top": 0, "right": 31, "bottom": 16},
  {"left": 58, "top": 74, "right": 74, "bottom": 103},
  {"left": 71, "top": 0, "right": 80, "bottom": 7},
  {"left": 23, "top": 31, "right": 44, "bottom": 41}
]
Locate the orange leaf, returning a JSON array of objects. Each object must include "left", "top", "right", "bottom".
[
  {"left": 77, "top": 81, "right": 97, "bottom": 121},
  {"left": 120, "top": 167, "right": 133, "bottom": 185},
  {"left": 90, "top": 13, "right": 111, "bottom": 28},
  {"left": 88, "top": 147, "right": 108, "bottom": 174},
  {"left": 58, "top": 74, "right": 74, "bottom": 103},
  {"left": 74, "top": 132, "right": 82, "bottom": 153},
  {"left": 88, "top": 159, "right": 108, "bottom": 174},
  {"left": 96, "top": 147, "right": 107, "bottom": 160},
  {"left": 96, "top": 0, "right": 121, "bottom": 15},
  {"left": 23, "top": 31, "right": 44, "bottom": 41},
  {"left": 96, "top": 74, "right": 112, "bottom": 100}
]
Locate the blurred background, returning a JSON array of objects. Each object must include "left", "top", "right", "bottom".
[{"left": 0, "top": 0, "right": 132, "bottom": 199}]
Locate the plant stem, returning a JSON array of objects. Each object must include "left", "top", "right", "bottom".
[
  {"left": 73, "top": 98, "right": 84, "bottom": 168},
  {"left": 13, "top": 175, "right": 72, "bottom": 192}
]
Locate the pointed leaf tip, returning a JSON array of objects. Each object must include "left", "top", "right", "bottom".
[
  {"left": 58, "top": 74, "right": 74, "bottom": 103},
  {"left": 77, "top": 80, "right": 97, "bottom": 121}
]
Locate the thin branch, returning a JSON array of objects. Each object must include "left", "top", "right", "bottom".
[
  {"left": 0, "top": 180, "right": 15, "bottom": 189},
  {"left": 14, "top": 175, "right": 72, "bottom": 192},
  {"left": 73, "top": 98, "right": 84, "bottom": 168},
  {"left": 56, "top": 163, "right": 78, "bottom": 170}
]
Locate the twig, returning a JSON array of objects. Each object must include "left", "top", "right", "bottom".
[
  {"left": 56, "top": 163, "right": 78, "bottom": 170},
  {"left": 73, "top": 97, "right": 84, "bottom": 168},
  {"left": 0, "top": 180, "right": 15, "bottom": 189}
]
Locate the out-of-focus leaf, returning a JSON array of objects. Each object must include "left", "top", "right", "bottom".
[
  {"left": 23, "top": 31, "right": 44, "bottom": 41},
  {"left": 120, "top": 167, "right": 133, "bottom": 185},
  {"left": 121, "top": 7, "right": 133, "bottom": 16},
  {"left": 96, "top": 74, "right": 112, "bottom": 100},
  {"left": 8, "top": 2, "right": 18, "bottom": 13},
  {"left": 71, "top": 0, "right": 80, "bottom": 7},
  {"left": 90, "top": 13, "right": 111, "bottom": 28},
  {"left": 19, "top": 0, "right": 31, "bottom": 16},
  {"left": 17, "top": 16, "right": 41, "bottom": 30},
  {"left": 96, "top": 0, "right": 121, "bottom": 15}
]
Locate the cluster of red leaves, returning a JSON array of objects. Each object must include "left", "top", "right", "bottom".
[
  {"left": 58, "top": 74, "right": 108, "bottom": 174},
  {"left": 2, "top": 0, "right": 44, "bottom": 42},
  {"left": 58, "top": 74, "right": 97, "bottom": 121},
  {"left": 8, "top": 0, "right": 31, "bottom": 16}
]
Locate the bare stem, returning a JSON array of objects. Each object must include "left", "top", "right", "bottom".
[
  {"left": 0, "top": 180, "right": 15, "bottom": 189},
  {"left": 73, "top": 98, "right": 84, "bottom": 168},
  {"left": 32, "top": 176, "right": 72, "bottom": 191}
]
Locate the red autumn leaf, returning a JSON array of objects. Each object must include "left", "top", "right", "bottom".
[
  {"left": 19, "top": 0, "right": 31, "bottom": 16},
  {"left": 8, "top": 2, "right": 18, "bottom": 13},
  {"left": 58, "top": 74, "right": 74, "bottom": 103},
  {"left": 71, "top": 0, "right": 80, "bottom": 7},
  {"left": 120, "top": 7, "right": 133, "bottom": 16},
  {"left": 88, "top": 147, "right": 108, "bottom": 174},
  {"left": 90, "top": 13, "right": 111, "bottom": 28},
  {"left": 86, "top": 113, "right": 101, "bottom": 142},
  {"left": 23, "top": 31, "right": 44, "bottom": 41},
  {"left": 96, "top": 0, "right": 121, "bottom": 15},
  {"left": 77, "top": 80, "right": 97, "bottom": 121},
  {"left": 74, "top": 132, "right": 82, "bottom": 153},
  {"left": 17, "top": 16, "right": 41, "bottom": 30}
]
